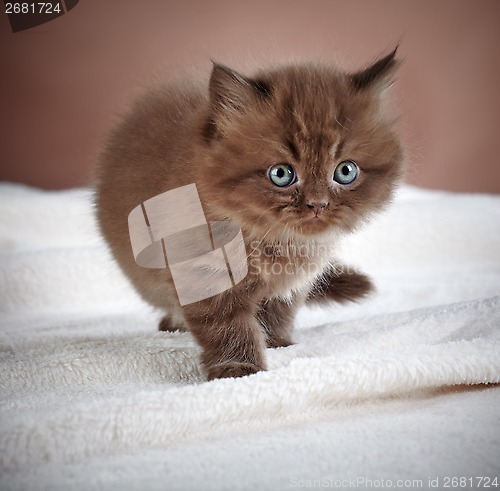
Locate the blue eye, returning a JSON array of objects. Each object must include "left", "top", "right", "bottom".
[
  {"left": 334, "top": 160, "right": 359, "bottom": 185},
  {"left": 269, "top": 163, "right": 296, "bottom": 187}
]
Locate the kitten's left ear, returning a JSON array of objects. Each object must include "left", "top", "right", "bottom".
[{"left": 350, "top": 47, "right": 401, "bottom": 92}]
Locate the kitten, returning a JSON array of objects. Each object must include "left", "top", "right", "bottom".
[{"left": 95, "top": 49, "right": 403, "bottom": 380}]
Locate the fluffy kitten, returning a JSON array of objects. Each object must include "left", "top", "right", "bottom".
[{"left": 95, "top": 49, "right": 403, "bottom": 380}]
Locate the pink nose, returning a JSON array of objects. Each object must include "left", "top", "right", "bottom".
[{"left": 306, "top": 200, "right": 329, "bottom": 215}]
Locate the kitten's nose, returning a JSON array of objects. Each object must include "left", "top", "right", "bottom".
[{"left": 306, "top": 200, "right": 329, "bottom": 215}]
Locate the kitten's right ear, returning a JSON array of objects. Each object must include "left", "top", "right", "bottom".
[
  {"left": 209, "top": 63, "right": 253, "bottom": 112},
  {"left": 208, "top": 63, "right": 269, "bottom": 137}
]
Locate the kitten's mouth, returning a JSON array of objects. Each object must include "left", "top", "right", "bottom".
[
  {"left": 304, "top": 217, "right": 322, "bottom": 225},
  {"left": 303, "top": 212, "right": 326, "bottom": 223},
  {"left": 297, "top": 213, "right": 329, "bottom": 234}
]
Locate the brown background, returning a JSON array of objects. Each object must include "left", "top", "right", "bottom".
[{"left": 1, "top": 0, "right": 499, "bottom": 192}]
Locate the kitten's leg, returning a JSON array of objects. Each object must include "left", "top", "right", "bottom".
[
  {"left": 158, "top": 303, "right": 188, "bottom": 332},
  {"left": 182, "top": 291, "right": 267, "bottom": 380},
  {"left": 256, "top": 296, "right": 303, "bottom": 348},
  {"left": 158, "top": 316, "right": 187, "bottom": 332},
  {"left": 307, "top": 266, "right": 374, "bottom": 304}
]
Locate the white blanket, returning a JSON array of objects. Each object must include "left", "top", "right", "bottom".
[{"left": 1, "top": 182, "right": 499, "bottom": 490}]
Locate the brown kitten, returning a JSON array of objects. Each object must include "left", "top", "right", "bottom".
[{"left": 95, "top": 49, "right": 403, "bottom": 380}]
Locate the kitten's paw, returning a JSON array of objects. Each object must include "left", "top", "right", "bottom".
[
  {"left": 308, "top": 270, "right": 375, "bottom": 304},
  {"left": 266, "top": 335, "right": 295, "bottom": 349},
  {"left": 158, "top": 316, "right": 187, "bottom": 332},
  {"left": 335, "top": 271, "right": 374, "bottom": 302},
  {"left": 206, "top": 362, "right": 264, "bottom": 380}
]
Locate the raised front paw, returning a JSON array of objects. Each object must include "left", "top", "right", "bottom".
[
  {"left": 308, "top": 269, "right": 375, "bottom": 304},
  {"left": 206, "top": 362, "right": 264, "bottom": 380}
]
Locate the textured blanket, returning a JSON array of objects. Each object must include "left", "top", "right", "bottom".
[{"left": 1, "top": 183, "right": 499, "bottom": 490}]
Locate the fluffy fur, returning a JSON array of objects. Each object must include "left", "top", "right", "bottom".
[{"left": 95, "top": 49, "right": 403, "bottom": 380}]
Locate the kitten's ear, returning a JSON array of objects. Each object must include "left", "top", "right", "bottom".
[
  {"left": 208, "top": 63, "right": 270, "bottom": 134},
  {"left": 350, "top": 47, "right": 400, "bottom": 92},
  {"left": 209, "top": 63, "right": 253, "bottom": 111}
]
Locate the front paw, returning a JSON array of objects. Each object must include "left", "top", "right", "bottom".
[
  {"left": 308, "top": 270, "right": 375, "bottom": 304},
  {"left": 206, "top": 362, "right": 264, "bottom": 380},
  {"left": 333, "top": 271, "right": 374, "bottom": 302}
]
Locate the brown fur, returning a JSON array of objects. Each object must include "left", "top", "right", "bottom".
[{"left": 95, "top": 50, "right": 403, "bottom": 380}]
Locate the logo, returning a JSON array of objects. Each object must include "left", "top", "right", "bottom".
[{"left": 128, "top": 184, "right": 248, "bottom": 306}]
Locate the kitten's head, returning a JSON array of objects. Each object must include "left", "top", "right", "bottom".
[{"left": 197, "top": 49, "right": 403, "bottom": 240}]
